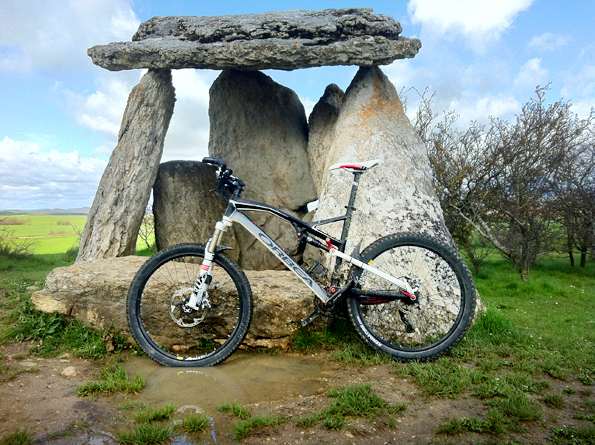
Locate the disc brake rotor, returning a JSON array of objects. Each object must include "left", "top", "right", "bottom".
[{"left": 169, "top": 288, "right": 207, "bottom": 328}]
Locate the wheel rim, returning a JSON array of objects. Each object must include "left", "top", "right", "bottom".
[
  {"left": 355, "top": 242, "right": 466, "bottom": 352},
  {"left": 134, "top": 252, "right": 245, "bottom": 362}
]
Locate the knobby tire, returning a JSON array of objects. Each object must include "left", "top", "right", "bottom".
[{"left": 127, "top": 243, "right": 253, "bottom": 367}]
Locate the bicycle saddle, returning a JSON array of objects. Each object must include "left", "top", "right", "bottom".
[{"left": 328, "top": 159, "right": 381, "bottom": 172}]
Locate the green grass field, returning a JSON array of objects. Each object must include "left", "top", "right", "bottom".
[
  {"left": 1, "top": 213, "right": 86, "bottom": 255},
  {"left": 1, "top": 213, "right": 154, "bottom": 254}
]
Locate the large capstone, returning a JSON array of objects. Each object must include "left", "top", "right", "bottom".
[{"left": 88, "top": 9, "right": 421, "bottom": 71}]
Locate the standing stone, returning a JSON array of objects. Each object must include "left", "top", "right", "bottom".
[
  {"left": 153, "top": 161, "right": 239, "bottom": 257},
  {"left": 208, "top": 70, "right": 318, "bottom": 270},
  {"left": 307, "top": 83, "right": 345, "bottom": 194},
  {"left": 310, "top": 66, "right": 449, "bottom": 266},
  {"left": 76, "top": 69, "right": 176, "bottom": 262}
]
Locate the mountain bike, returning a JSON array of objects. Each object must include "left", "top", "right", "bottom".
[{"left": 127, "top": 157, "right": 476, "bottom": 367}]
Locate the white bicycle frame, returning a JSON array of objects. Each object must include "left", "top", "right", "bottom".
[{"left": 186, "top": 203, "right": 415, "bottom": 310}]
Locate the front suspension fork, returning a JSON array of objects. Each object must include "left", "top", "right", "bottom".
[{"left": 186, "top": 218, "right": 231, "bottom": 310}]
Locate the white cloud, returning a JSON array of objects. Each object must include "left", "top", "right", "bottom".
[
  {"left": 384, "top": 59, "right": 435, "bottom": 92},
  {"left": 408, "top": 0, "right": 535, "bottom": 49},
  {"left": 0, "top": 0, "right": 139, "bottom": 72},
  {"left": 63, "top": 69, "right": 218, "bottom": 160},
  {"left": 162, "top": 70, "right": 220, "bottom": 161},
  {"left": 514, "top": 58, "right": 549, "bottom": 90},
  {"left": 528, "top": 32, "right": 572, "bottom": 51},
  {"left": 0, "top": 137, "right": 107, "bottom": 209},
  {"left": 448, "top": 93, "right": 520, "bottom": 125},
  {"left": 561, "top": 64, "right": 595, "bottom": 117},
  {"left": 61, "top": 70, "right": 142, "bottom": 155}
]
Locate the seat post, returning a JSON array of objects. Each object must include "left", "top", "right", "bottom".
[{"left": 338, "top": 170, "right": 362, "bottom": 248}]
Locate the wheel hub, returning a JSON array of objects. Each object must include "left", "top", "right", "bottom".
[{"left": 170, "top": 288, "right": 207, "bottom": 327}]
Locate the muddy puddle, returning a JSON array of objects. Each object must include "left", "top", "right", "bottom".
[
  {"left": 90, "top": 352, "right": 329, "bottom": 444},
  {"left": 122, "top": 352, "right": 327, "bottom": 411}
]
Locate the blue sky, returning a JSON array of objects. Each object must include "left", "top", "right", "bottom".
[{"left": 1, "top": 0, "right": 594, "bottom": 210}]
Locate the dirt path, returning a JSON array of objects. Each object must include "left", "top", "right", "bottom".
[{"left": 0, "top": 345, "right": 593, "bottom": 444}]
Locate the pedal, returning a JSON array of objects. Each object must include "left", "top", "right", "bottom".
[{"left": 298, "top": 310, "right": 320, "bottom": 327}]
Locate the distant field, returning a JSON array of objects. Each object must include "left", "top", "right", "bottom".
[
  {"left": 1, "top": 213, "right": 154, "bottom": 254},
  {"left": 0, "top": 213, "right": 86, "bottom": 254}
]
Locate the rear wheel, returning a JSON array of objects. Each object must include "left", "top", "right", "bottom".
[
  {"left": 127, "top": 243, "right": 252, "bottom": 367},
  {"left": 348, "top": 233, "right": 475, "bottom": 361}
]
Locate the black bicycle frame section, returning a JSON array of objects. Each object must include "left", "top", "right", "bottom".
[{"left": 206, "top": 161, "right": 415, "bottom": 311}]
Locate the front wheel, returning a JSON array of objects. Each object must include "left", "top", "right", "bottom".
[
  {"left": 348, "top": 233, "right": 475, "bottom": 361},
  {"left": 127, "top": 243, "right": 253, "bottom": 367}
]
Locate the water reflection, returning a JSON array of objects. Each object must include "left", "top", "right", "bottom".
[{"left": 123, "top": 351, "right": 325, "bottom": 410}]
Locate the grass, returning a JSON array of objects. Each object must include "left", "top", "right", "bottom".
[
  {"left": 0, "top": 238, "right": 593, "bottom": 442},
  {"left": 115, "top": 401, "right": 212, "bottom": 443},
  {"left": 0, "top": 362, "right": 39, "bottom": 382},
  {"left": 220, "top": 383, "right": 408, "bottom": 440},
  {"left": 551, "top": 426, "right": 595, "bottom": 444},
  {"left": 116, "top": 423, "right": 173, "bottom": 445},
  {"left": 0, "top": 428, "right": 32, "bottom": 445},
  {"left": 217, "top": 402, "right": 252, "bottom": 420},
  {"left": 0, "top": 213, "right": 86, "bottom": 255},
  {"left": 133, "top": 403, "right": 176, "bottom": 423},
  {"left": 182, "top": 413, "right": 211, "bottom": 433},
  {"left": 232, "top": 413, "right": 285, "bottom": 441},
  {"left": 290, "top": 254, "right": 594, "bottom": 441},
  {"left": 76, "top": 363, "right": 145, "bottom": 396},
  {"left": 218, "top": 402, "right": 287, "bottom": 440}
]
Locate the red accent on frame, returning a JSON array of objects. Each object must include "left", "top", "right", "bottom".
[
  {"left": 201, "top": 264, "right": 210, "bottom": 271},
  {"left": 402, "top": 291, "right": 416, "bottom": 300},
  {"left": 325, "top": 237, "right": 335, "bottom": 250}
]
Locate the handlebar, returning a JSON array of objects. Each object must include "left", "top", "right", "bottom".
[
  {"left": 201, "top": 156, "right": 245, "bottom": 198},
  {"left": 202, "top": 157, "right": 227, "bottom": 168}
]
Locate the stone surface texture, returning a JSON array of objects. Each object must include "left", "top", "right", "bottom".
[
  {"left": 76, "top": 69, "right": 175, "bottom": 262},
  {"left": 153, "top": 161, "right": 239, "bottom": 257},
  {"left": 310, "top": 66, "right": 450, "bottom": 264},
  {"left": 88, "top": 9, "right": 421, "bottom": 71},
  {"left": 31, "top": 257, "right": 320, "bottom": 349},
  {"left": 209, "top": 69, "right": 317, "bottom": 270},
  {"left": 307, "top": 83, "right": 345, "bottom": 194}
]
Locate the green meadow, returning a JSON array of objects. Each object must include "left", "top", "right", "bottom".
[
  {"left": 0, "top": 213, "right": 86, "bottom": 254},
  {"left": 0, "top": 212, "right": 154, "bottom": 254}
]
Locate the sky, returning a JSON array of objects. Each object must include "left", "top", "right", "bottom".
[{"left": 1, "top": 0, "right": 594, "bottom": 210}]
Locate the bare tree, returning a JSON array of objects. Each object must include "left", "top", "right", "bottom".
[
  {"left": 412, "top": 86, "right": 591, "bottom": 280},
  {"left": 409, "top": 88, "right": 496, "bottom": 275},
  {"left": 138, "top": 207, "right": 155, "bottom": 250},
  {"left": 554, "top": 124, "right": 595, "bottom": 267},
  {"left": 0, "top": 219, "right": 39, "bottom": 257}
]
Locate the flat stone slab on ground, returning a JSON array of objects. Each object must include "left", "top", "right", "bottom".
[{"left": 31, "top": 256, "right": 321, "bottom": 349}]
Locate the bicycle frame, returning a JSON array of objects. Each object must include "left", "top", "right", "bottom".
[{"left": 186, "top": 169, "right": 416, "bottom": 311}]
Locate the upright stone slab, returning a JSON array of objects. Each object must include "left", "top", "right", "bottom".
[
  {"left": 307, "top": 83, "right": 345, "bottom": 194},
  {"left": 209, "top": 70, "right": 317, "bottom": 270},
  {"left": 310, "top": 66, "right": 449, "bottom": 266},
  {"left": 153, "top": 160, "right": 239, "bottom": 257},
  {"left": 76, "top": 69, "right": 175, "bottom": 262}
]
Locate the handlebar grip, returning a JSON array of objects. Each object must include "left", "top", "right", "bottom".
[{"left": 201, "top": 157, "right": 227, "bottom": 167}]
